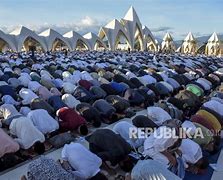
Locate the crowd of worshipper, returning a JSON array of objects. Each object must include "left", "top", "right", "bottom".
[{"left": 0, "top": 50, "right": 223, "bottom": 180}]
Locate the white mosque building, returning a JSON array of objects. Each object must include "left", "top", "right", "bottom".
[
  {"left": 179, "top": 32, "right": 198, "bottom": 55},
  {"left": 0, "top": 6, "right": 156, "bottom": 53},
  {"left": 205, "top": 32, "right": 223, "bottom": 56},
  {"left": 0, "top": 6, "right": 222, "bottom": 56},
  {"left": 161, "top": 32, "right": 176, "bottom": 53}
]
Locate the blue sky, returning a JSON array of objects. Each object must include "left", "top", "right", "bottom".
[{"left": 0, "top": 0, "right": 222, "bottom": 40}]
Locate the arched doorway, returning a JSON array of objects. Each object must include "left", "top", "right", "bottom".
[
  {"left": 147, "top": 44, "right": 156, "bottom": 52},
  {"left": 22, "top": 37, "right": 45, "bottom": 52},
  {"left": 147, "top": 41, "right": 157, "bottom": 52},
  {"left": 0, "top": 38, "right": 12, "bottom": 52},
  {"left": 115, "top": 30, "right": 131, "bottom": 51},
  {"left": 94, "top": 40, "right": 106, "bottom": 51},
  {"left": 184, "top": 45, "right": 189, "bottom": 53},
  {"left": 52, "top": 38, "right": 69, "bottom": 51},
  {"left": 76, "top": 39, "right": 89, "bottom": 51}
]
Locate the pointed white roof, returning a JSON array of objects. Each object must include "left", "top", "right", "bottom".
[
  {"left": 63, "top": 31, "right": 82, "bottom": 38},
  {"left": 63, "top": 30, "right": 90, "bottom": 50},
  {"left": 84, "top": 32, "right": 106, "bottom": 42},
  {"left": 10, "top": 26, "right": 24, "bottom": 35},
  {"left": 102, "top": 19, "right": 129, "bottom": 38},
  {"left": 123, "top": 6, "right": 140, "bottom": 22},
  {"left": 39, "top": 28, "right": 71, "bottom": 50},
  {"left": 10, "top": 26, "right": 35, "bottom": 36},
  {"left": 184, "top": 32, "right": 196, "bottom": 42},
  {"left": 208, "top": 32, "right": 219, "bottom": 42},
  {"left": 39, "top": 28, "right": 61, "bottom": 37},
  {"left": 121, "top": 6, "right": 144, "bottom": 50},
  {"left": 163, "top": 32, "right": 173, "bottom": 41},
  {"left": 9, "top": 26, "right": 47, "bottom": 52},
  {"left": 105, "top": 19, "right": 121, "bottom": 30},
  {"left": 83, "top": 32, "right": 106, "bottom": 50},
  {"left": 83, "top": 32, "right": 95, "bottom": 40},
  {"left": 161, "top": 32, "right": 175, "bottom": 51},
  {"left": 99, "top": 19, "right": 131, "bottom": 50}
]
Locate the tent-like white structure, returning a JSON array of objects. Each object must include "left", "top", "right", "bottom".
[
  {"left": 120, "top": 6, "right": 144, "bottom": 51},
  {"left": 98, "top": 19, "right": 131, "bottom": 51},
  {"left": 0, "top": 30, "right": 16, "bottom": 52},
  {"left": 205, "top": 32, "right": 223, "bottom": 57},
  {"left": 99, "top": 6, "right": 154, "bottom": 51},
  {"left": 161, "top": 32, "right": 176, "bottom": 53},
  {"left": 0, "top": 6, "right": 221, "bottom": 57},
  {"left": 2, "top": 7, "right": 154, "bottom": 52},
  {"left": 39, "top": 29, "right": 72, "bottom": 51},
  {"left": 83, "top": 32, "right": 106, "bottom": 50},
  {"left": 180, "top": 32, "right": 197, "bottom": 54},
  {"left": 63, "top": 31, "right": 90, "bottom": 50},
  {"left": 9, "top": 26, "right": 47, "bottom": 52}
]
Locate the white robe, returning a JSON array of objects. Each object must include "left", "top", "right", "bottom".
[{"left": 9, "top": 117, "right": 45, "bottom": 149}]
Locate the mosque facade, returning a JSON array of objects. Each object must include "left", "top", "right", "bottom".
[{"left": 0, "top": 7, "right": 222, "bottom": 56}]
